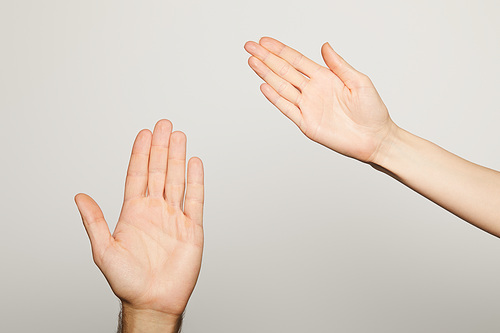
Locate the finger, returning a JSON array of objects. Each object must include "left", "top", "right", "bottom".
[
  {"left": 75, "top": 193, "right": 112, "bottom": 263},
  {"left": 165, "top": 131, "right": 186, "bottom": 208},
  {"left": 184, "top": 157, "right": 204, "bottom": 227},
  {"left": 124, "top": 129, "right": 152, "bottom": 201},
  {"left": 258, "top": 37, "right": 322, "bottom": 77},
  {"left": 321, "top": 42, "right": 366, "bottom": 89},
  {"left": 148, "top": 119, "right": 172, "bottom": 198},
  {"left": 260, "top": 83, "right": 303, "bottom": 127},
  {"left": 245, "top": 41, "right": 309, "bottom": 91},
  {"left": 248, "top": 56, "right": 302, "bottom": 105}
]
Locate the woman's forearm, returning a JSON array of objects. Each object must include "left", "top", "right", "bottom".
[{"left": 373, "top": 125, "right": 500, "bottom": 237}]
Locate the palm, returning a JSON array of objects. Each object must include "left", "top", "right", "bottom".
[
  {"left": 101, "top": 198, "right": 203, "bottom": 314},
  {"left": 299, "top": 70, "right": 391, "bottom": 161},
  {"left": 76, "top": 120, "right": 204, "bottom": 317},
  {"left": 245, "top": 37, "right": 394, "bottom": 162}
]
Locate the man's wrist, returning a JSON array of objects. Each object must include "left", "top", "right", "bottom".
[{"left": 119, "top": 303, "right": 183, "bottom": 333}]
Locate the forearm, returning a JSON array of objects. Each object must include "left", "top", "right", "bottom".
[
  {"left": 373, "top": 126, "right": 500, "bottom": 237},
  {"left": 119, "top": 303, "right": 183, "bottom": 333}
]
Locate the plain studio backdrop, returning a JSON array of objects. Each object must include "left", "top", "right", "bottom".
[{"left": 1, "top": 0, "right": 500, "bottom": 332}]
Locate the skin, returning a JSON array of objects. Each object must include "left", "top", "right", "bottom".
[
  {"left": 75, "top": 119, "right": 204, "bottom": 333},
  {"left": 245, "top": 37, "right": 500, "bottom": 237}
]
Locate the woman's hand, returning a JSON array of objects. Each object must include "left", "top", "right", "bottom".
[{"left": 245, "top": 37, "right": 397, "bottom": 163}]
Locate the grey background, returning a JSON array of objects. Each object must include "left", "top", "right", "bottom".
[{"left": 1, "top": 0, "right": 500, "bottom": 332}]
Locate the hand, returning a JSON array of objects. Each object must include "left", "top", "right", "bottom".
[
  {"left": 245, "top": 37, "right": 397, "bottom": 163},
  {"left": 75, "top": 120, "right": 204, "bottom": 324}
]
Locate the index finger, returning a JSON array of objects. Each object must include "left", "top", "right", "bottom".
[{"left": 258, "top": 37, "right": 322, "bottom": 77}]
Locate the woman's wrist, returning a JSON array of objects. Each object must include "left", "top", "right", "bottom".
[
  {"left": 369, "top": 120, "right": 403, "bottom": 168},
  {"left": 120, "top": 302, "right": 183, "bottom": 333}
]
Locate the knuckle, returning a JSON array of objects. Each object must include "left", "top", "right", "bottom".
[
  {"left": 148, "top": 167, "right": 166, "bottom": 174},
  {"left": 276, "top": 43, "right": 287, "bottom": 56},
  {"left": 261, "top": 49, "right": 270, "bottom": 62},
  {"left": 186, "top": 196, "right": 204, "bottom": 204},
  {"left": 127, "top": 170, "right": 147, "bottom": 177},
  {"left": 292, "top": 54, "right": 304, "bottom": 68},
  {"left": 276, "top": 81, "right": 288, "bottom": 94},
  {"left": 296, "top": 93, "right": 303, "bottom": 106},
  {"left": 279, "top": 63, "right": 290, "bottom": 76},
  {"left": 298, "top": 78, "right": 308, "bottom": 92}
]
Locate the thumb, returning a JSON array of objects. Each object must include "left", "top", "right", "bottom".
[
  {"left": 75, "top": 193, "right": 112, "bottom": 262},
  {"left": 321, "top": 42, "right": 364, "bottom": 88}
]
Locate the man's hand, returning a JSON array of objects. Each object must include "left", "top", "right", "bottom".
[
  {"left": 245, "top": 37, "right": 397, "bottom": 163},
  {"left": 75, "top": 119, "right": 204, "bottom": 332}
]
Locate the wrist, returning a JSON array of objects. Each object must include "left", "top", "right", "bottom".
[
  {"left": 120, "top": 303, "right": 182, "bottom": 333},
  {"left": 369, "top": 121, "right": 404, "bottom": 168}
]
